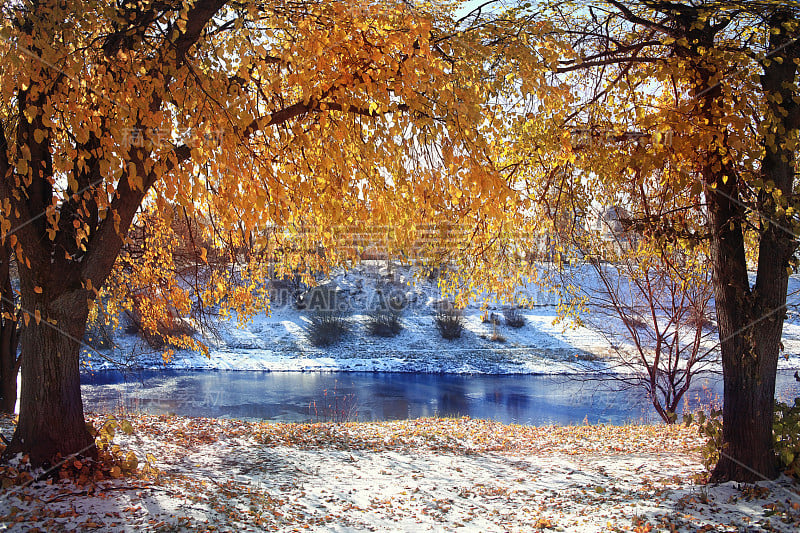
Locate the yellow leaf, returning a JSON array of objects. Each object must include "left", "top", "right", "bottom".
[
  {"left": 125, "top": 451, "right": 138, "bottom": 470},
  {"left": 33, "top": 286, "right": 42, "bottom": 294}
]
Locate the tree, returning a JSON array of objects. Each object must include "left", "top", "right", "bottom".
[
  {"left": 0, "top": 0, "right": 545, "bottom": 464},
  {"left": 513, "top": 1, "right": 800, "bottom": 481},
  {"left": 559, "top": 197, "right": 717, "bottom": 424}
]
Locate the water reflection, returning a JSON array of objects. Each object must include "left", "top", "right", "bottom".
[{"left": 80, "top": 370, "right": 800, "bottom": 426}]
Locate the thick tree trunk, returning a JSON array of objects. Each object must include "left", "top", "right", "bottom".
[
  {"left": 685, "top": 21, "right": 780, "bottom": 481},
  {"left": 705, "top": 175, "right": 781, "bottom": 482},
  {"left": 0, "top": 0, "right": 222, "bottom": 468},
  {"left": 712, "top": 336, "right": 780, "bottom": 482},
  {"left": 710, "top": 213, "right": 788, "bottom": 483},
  {"left": 1, "top": 290, "right": 95, "bottom": 466},
  {"left": 709, "top": 9, "right": 798, "bottom": 483}
]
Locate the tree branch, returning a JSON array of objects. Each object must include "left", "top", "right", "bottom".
[
  {"left": 557, "top": 55, "right": 659, "bottom": 72},
  {"left": 604, "top": 0, "right": 677, "bottom": 37}
]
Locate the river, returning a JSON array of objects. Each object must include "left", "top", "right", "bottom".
[{"left": 80, "top": 369, "right": 800, "bottom": 426}]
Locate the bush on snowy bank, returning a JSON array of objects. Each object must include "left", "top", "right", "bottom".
[{"left": 434, "top": 300, "right": 463, "bottom": 340}]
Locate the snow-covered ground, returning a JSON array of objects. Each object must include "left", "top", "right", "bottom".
[
  {"left": 5, "top": 266, "right": 800, "bottom": 532},
  {"left": 2, "top": 414, "right": 799, "bottom": 532},
  {"left": 82, "top": 263, "right": 800, "bottom": 374}
]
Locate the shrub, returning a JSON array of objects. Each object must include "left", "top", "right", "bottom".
[
  {"left": 774, "top": 397, "right": 800, "bottom": 478},
  {"left": 503, "top": 307, "right": 526, "bottom": 328},
  {"left": 306, "top": 285, "right": 350, "bottom": 346},
  {"left": 480, "top": 310, "right": 505, "bottom": 341},
  {"left": 308, "top": 310, "right": 349, "bottom": 346},
  {"left": 434, "top": 301, "right": 463, "bottom": 340},
  {"left": 308, "top": 385, "right": 358, "bottom": 423},
  {"left": 490, "top": 329, "right": 506, "bottom": 343},
  {"left": 367, "top": 289, "right": 404, "bottom": 337},
  {"left": 686, "top": 398, "right": 800, "bottom": 480},
  {"left": 367, "top": 308, "right": 403, "bottom": 337}
]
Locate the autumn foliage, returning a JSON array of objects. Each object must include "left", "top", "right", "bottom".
[
  {"left": 0, "top": 0, "right": 798, "bottom": 486},
  {"left": 0, "top": 0, "right": 554, "bottom": 464}
]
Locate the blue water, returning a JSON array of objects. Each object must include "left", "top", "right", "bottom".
[{"left": 80, "top": 370, "right": 800, "bottom": 426}]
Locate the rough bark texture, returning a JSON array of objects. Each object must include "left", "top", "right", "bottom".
[
  {"left": 670, "top": 16, "right": 780, "bottom": 483},
  {"left": 1, "top": 290, "right": 96, "bottom": 465},
  {"left": 702, "top": 129, "right": 781, "bottom": 482},
  {"left": 707, "top": 180, "right": 783, "bottom": 481},
  {"left": 0, "top": 1, "right": 228, "bottom": 465}
]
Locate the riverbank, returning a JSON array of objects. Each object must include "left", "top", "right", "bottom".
[
  {"left": 2, "top": 414, "right": 799, "bottom": 532},
  {"left": 81, "top": 264, "right": 800, "bottom": 374}
]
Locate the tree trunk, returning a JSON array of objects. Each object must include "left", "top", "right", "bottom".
[
  {"left": 712, "top": 334, "right": 780, "bottom": 482},
  {"left": 1, "top": 290, "right": 95, "bottom": 466},
  {"left": 704, "top": 170, "right": 781, "bottom": 482},
  {"left": 709, "top": 9, "right": 798, "bottom": 483},
  {"left": 679, "top": 18, "right": 780, "bottom": 481}
]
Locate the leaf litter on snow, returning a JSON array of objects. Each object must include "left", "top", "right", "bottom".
[{"left": 2, "top": 413, "right": 800, "bottom": 531}]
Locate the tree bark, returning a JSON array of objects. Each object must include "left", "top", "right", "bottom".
[
  {"left": 711, "top": 332, "right": 781, "bottom": 482},
  {"left": 555, "top": 0, "right": 799, "bottom": 483},
  {"left": 704, "top": 153, "right": 781, "bottom": 482},
  {"left": 1, "top": 290, "right": 95, "bottom": 466}
]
